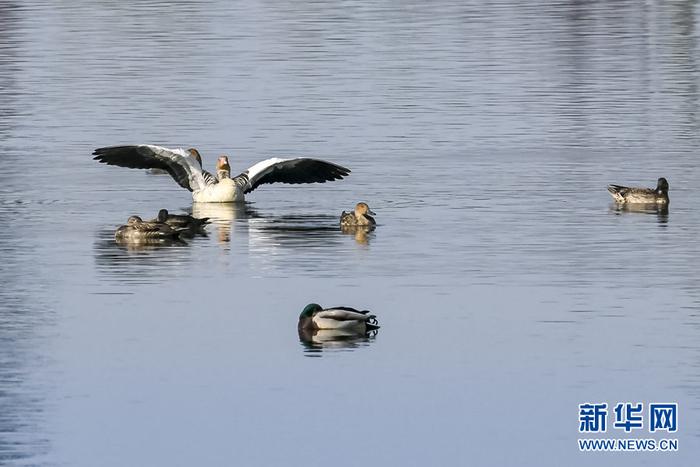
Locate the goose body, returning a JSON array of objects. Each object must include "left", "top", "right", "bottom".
[
  {"left": 298, "top": 303, "right": 380, "bottom": 333},
  {"left": 194, "top": 178, "right": 242, "bottom": 203},
  {"left": 340, "top": 202, "right": 376, "bottom": 226},
  {"left": 114, "top": 215, "right": 183, "bottom": 241},
  {"left": 93, "top": 144, "right": 350, "bottom": 203},
  {"left": 607, "top": 178, "right": 669, "bottom": 204}
]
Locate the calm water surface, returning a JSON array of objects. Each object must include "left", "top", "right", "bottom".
[{"left": 2, "top": 1, "right": 700, "bottom": 465}]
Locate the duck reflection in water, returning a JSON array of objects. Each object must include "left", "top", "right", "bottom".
[
  {"left": 610, "top": 203, "right": 669, "bottom": 224},
  {"left": 95, "top": 228, "right": 193, "bottom": 283},
  {"left": 340, "top": 224, "right": 375, "bottom": 245},
  {"left": 297, "top": 303, "right": 380, "bottom": 354},
  {"left": 115, "top": 236, "right": 186, "bottom": 251},
  {"left": 299, "top": 327, "right": 379, "bottom": 353}
]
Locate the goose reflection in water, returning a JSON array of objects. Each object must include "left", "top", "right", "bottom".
[
  {"left": 610, "top": 203, "right": 669, "bottom": 224},
  {"left": 192, "top": 202, "right": 257, "bottom": 243},
  {"left": 298, "top": 327, "right": 379, "bottom": 355}
]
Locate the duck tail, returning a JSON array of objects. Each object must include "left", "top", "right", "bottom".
[
  {"left": 607, "top": 185, "right": 625, "bottom": 201},
  {"left": 193, "top": 217, "right": 211, "bottom": 230},
  {"left": 366, "top": 315, "right": 380, "bottom": 331}
]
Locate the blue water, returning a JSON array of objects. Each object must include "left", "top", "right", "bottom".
[{"left": 1, "top": 1, "right": 699, "bottom": 465}]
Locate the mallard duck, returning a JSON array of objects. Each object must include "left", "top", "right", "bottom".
[
  {"left": 298, "top": 304, "right": 380, "bottom": 332},
  {"left": 93, "top": 145, "right": 351, "bottom": 203},
  {"left": 114, "top": 215, "right": 183, "bottom": 241},
  {"left": 340, "top": 202, "right": 376, "bottom": 226},
  {"left": 152, "top": 209, "right": 210, "bottom": 234},
  {"left": 607, "top": 177, "right": 669, "bottom": 204}
]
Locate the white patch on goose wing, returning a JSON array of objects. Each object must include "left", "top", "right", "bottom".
[
  {"left": 232, "top": 158, "right": 285, "bottom": 193},
  {"left": 233, "top": 157, "right": 350, "bottom": 194}
]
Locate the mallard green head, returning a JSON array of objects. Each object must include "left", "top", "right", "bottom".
[
  {"left": 157, "top": 209, "right": 169, "bottom": 222},
  {"left": 300, "top": 303, "right": 323, "bottom": 318},
  {"left": 657, "top": 177, "right": 669, "bottom": 193}
]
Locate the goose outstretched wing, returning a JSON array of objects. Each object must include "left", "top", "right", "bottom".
[
  {"left": 93, "top": 144, "right": 214, "bottom": 192},
  {"left": 233, "top": 157, "right": 350, "bottom": 194}
]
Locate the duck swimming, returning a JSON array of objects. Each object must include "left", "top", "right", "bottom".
[
  {"left": 607, "top": 177, "right": 669, "bottom": 204},
  {"left": 114, "top": 215, "right": 183, "bottom": 241},
  {"left": 152, "top": 209, "right": 210, "bottom": 234},
  {"left": 340, "top": 202, "right": 376, "bottom": 226},
  {"left": 93, "top": 145, "right": 351, "bottom": 203},
  {"left": 298, "top": 303, "right": 380, "bottom": 333}
]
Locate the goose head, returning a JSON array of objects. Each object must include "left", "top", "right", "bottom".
[{"left": 217, "top": 155, "right": 231, "bottom": 180}]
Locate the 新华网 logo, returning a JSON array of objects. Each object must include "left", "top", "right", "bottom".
[{"left": 577, "top": 402, "right": 678, "bottom": 452}]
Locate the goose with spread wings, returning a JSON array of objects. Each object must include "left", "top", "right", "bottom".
[{"left": 93, "top": 144, "right": 351, "bottom": 203}]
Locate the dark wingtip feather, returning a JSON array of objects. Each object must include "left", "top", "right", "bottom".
[
  {"left": 93, "top": 146, "right": 109, "bottom": 161},
  {"left": 93, "top": 145, "right": 133, "bottom": 156}
]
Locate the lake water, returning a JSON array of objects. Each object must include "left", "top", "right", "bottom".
[{"left": 1, "top": 1, "right": 699, "bottom": 465}]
